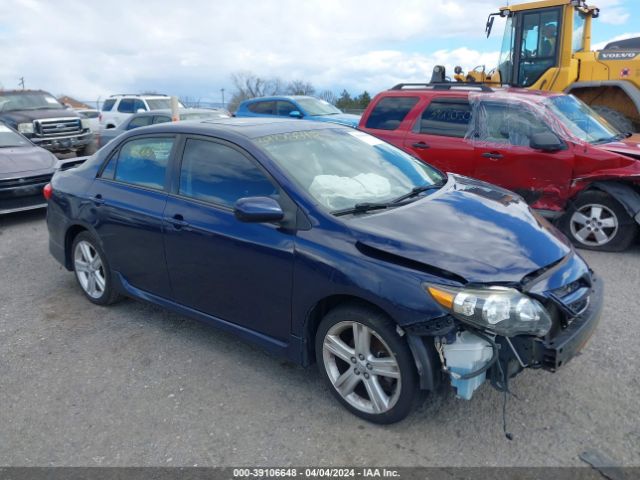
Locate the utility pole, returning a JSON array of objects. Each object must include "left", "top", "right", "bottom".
[
  {"left": 18, "top": 77, "right": 25, "bottom": 90},
  {"left": 221, "top": 88, "right": 225, "bottom": 109}
]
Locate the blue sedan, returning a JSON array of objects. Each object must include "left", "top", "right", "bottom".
[
  {"left": 45, "top": 118, "right": 602, "bottom": 423},
  {"left": 235, "top": 95, "right": 360, "bottom": 127}
]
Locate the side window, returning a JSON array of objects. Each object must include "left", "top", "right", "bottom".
[
  {"left": 153, "top": 116, "right": 171, "bottom": 124},
  {"left": 117, "top": 99, "right": 135, "bottom": 113},
  {"left": 248, "top": 101, "right": 275, "bottom": 115},
  {"left": 418, "top": 100, "right": 472, "bottom": 138},
  {"left": 102, "top": 99, "right": 116, "bottom": 112},
  {"left": 133, "top": 99, "right": 147, "bottom": 112},
  {"left": 127, "top": 116, "right": 153, "bottom": 129},
  {"left": 179, "top": 139, "right": 277, "bottom": 207},
  {"left": 276, "top": 101, "right": 297, "bottom": 116},
  {"left": 476, "top": 103, "right": 552, "bottom": 146},
  {"left": 364, "top": 96, "right": 419, "bottom": 130},
  {"left": 111, "top": 137, "right": 174, "bottom": 189}
]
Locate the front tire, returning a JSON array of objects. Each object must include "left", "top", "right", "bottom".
[
  {"left": 561, "top": 191, "right": 638, "bottom": 251},
  {"left": 72, "top": 232, "right": 121, "bottom": 305},
  {"left": 315, "top": 303, "right": 417, "bottom": 424}
]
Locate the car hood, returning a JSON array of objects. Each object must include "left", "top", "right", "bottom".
[
  {"left": 595, "top": 134, "right": 640, "bottom": 159},
  {"left": 0, "top": 108, "right": 80, "bottom": 126},
  {"left": 309, "top": 113, "right": 361, "bottom": 128},
  {"left": 0, "top": 146, "right": 56, "bottom": 175},
  {"left": 346, "top": 175, "right": 571, "bottom": 284}
]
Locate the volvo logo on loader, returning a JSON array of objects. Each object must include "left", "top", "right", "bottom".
[{"left": 599, "top": 52, "right": 639, "bottom": 61}]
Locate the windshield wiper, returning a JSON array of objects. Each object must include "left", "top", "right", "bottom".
[
  {"left": 389, "top": 179, "right": 447, "bottom": 204},
  {"left": 333, "top": 202, "right": 393, "bottom": 216},
  {"left": 332, "top": 179, "right": 447, "bottom": 217}
]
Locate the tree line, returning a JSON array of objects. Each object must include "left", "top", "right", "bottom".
[{"left": 228, "top": 71, "right": 372, "bottom": 113}]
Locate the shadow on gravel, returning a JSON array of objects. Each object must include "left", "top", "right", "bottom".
[{"left": 0, "top": 209, "right": 47, "bottom": 230}]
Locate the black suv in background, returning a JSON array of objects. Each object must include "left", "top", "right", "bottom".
[{"left": 0, "top": 90, "right": 94, "bottom": 156}]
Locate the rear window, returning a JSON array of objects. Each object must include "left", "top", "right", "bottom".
[
  {"left": 364, "top": 96, "right": 419, "bottom": 130},
  {"left": 418, "top": 100, "right": 472, "bottom": 138},
  {"left": 101, "top": 137, "right": 174, "bottom": 190},
  {"left": 102, "top": 99, "right": 116, "bottom": 112}
]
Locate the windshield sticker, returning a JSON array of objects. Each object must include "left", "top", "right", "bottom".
[
  {"left": 347, "top": 130, "right": 384, "bottom": 146},
  {"left": 0, "top": 124, "right": 12, "bottom": 132},
  {"left": 45, "top": 96, "right": 59, "bottom": 104},
  {"left": 255, "top": 130, "right": 322, "bottom": 145}
]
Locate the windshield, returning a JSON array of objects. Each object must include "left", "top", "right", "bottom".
[
  {"left": 296, "top": 98, "right": 342, "bottom": 116},
  {"left": 546, "top": 95, "right": 620, "bottom": 143},
  {"left": 0, "top": 125, "right": 30, "bottom": 147},
  {"left": 256, "top": 128, "right": 444, "bottom": 212},
  {"left": 498, "top": 15, "right": 515, "bottom": 85},
  {"left": 146, "top": 99, "right": 185, "bottom": 110},
  {"left": 0, "top": 92, "right": 64, "bottom": 112}
]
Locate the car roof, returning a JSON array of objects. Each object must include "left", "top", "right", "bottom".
[
  {"left": 240, "top": 95, "right": 317, "bottom": 104},
  {"left": 128, "top": 108, "right": 228, "bottom": 118},
  {"left": 131, "top": 117, "right": 347, "bottom": 139},
  {"left": 108, "top": 93, "right": 172, "bottom": 98}
]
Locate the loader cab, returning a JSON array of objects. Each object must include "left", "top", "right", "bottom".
[{"left": 494, "top": 1, "right": 593, "bottom": 89}]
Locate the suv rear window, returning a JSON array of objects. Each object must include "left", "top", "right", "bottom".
[
  {"left": 102, "top": 99, "right": 116, "bottom": 111},
  {"left": 365, "top": 97, "right": 418, "bottom": 130},
  {"left": 418, "top": 100, "right": 471, "bottom": 138}
]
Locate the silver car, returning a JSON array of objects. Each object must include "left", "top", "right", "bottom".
[{"left": 0, "top": 124, "right": 84, "bottom": 214}]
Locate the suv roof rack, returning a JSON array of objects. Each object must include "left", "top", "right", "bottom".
[{"left": 390, "top": 82, "right": 494, "bottom": 92}]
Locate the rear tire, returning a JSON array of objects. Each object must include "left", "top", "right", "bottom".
[
  {"left": 72, "top": 232, "right": 122, "bottom": 305},
  {"left": 561, "top": 190, "right": 638, "bottom": 251},
  {"left": 315, "top": 303, "right": 417, "bottom": 424},
  {"left": 591, "top": 105, "right": 635, "bottom": 134}
]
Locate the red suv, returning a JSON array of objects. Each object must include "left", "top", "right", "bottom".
[{"left": 359, "top": 84, "right": 640, "bottom": 251}]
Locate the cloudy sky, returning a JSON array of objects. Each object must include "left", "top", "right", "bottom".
[{"left": 0, "top": 0, "right": 638, "bottom": 106}]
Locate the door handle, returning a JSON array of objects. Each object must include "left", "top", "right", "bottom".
[
  {"left": 481, "top": 152, "right": 504, "bottom": 160},
  {"left": 92, "top": 194, "right": 105, "bottom": 205},
  {"left": 165, "top": 214, "right": 189, "bottom": 229},
  {"left": 411, "top": 142, "right": 430, "bottom": 149}
]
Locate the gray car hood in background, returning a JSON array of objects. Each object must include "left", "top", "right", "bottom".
[{"left": 0, "top": 145, "right": 57, "bottom": 176}]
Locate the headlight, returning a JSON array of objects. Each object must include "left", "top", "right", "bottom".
[
  {"left": 81, "top": 118, "right": 90, "bottom": 129},
  {"left": 425, "top": 284, "right": 551, "bottom": 337},
  {"left": 18, "top": 122, "right": 34, "bottom": 134}
]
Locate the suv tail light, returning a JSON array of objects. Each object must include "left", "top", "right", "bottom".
[{"left": 43, "top": 183, "right": 52, "bottom": 200}]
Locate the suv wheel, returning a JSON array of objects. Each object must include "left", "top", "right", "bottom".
[
  {"left": 562, "top": 191, "right": 638, "bottom": 251},
  {"left": 315, "top": 303, "right": 417, "bottom": 424},
  {"left": 72, "top": 232, "right": 121, "bottom": 305}
]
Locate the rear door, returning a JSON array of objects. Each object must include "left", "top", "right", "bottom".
[
  {"left": 470, "top": 101, "right": 574, "bottom": 208},
  {"left": 87, "top": 135, "right": 176, "bottom": 297},
  {"left": 402, "top": 97, "right": 474, "bottom": 175}
]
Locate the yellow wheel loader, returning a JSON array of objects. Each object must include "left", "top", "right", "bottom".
[{"left": 450, "top": 0, "right": 640, "bottom": 132}]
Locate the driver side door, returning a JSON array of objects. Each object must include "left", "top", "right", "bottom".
[{"left": 471, "top": 101, "right": 574, "bottom": 210}]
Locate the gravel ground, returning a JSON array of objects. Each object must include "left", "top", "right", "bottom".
[{"left": 0, "top": 210, "right": 638, "bottom": 467}]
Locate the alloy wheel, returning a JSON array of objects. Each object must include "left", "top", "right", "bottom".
[
  {"left": 322, "top": 321, "right": 401, "bottom": 415},
  {"left": 570, "top": 203, "right": 619, "bottom": 247},
  {"left": 73, "top": 240, "right": 106, "bottom": 299}
]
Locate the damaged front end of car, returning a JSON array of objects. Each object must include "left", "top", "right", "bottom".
[{"left": 407, "top": 252, "right": 603, "bottom": 402}]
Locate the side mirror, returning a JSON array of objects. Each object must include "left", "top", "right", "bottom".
[
  {"left": 289, "top": 110, "right": 303, "bottom": 119},
  {"left": 530, "top": 132, "right": 564, "bottom": 152},
  {"left": 234, "top": 196, "right": 284, "bottom": 223}
]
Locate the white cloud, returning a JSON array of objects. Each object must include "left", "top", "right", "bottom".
[
  {"left": 592, "top": 32, "right": 640, "bottom": 50},
  {"left": 593, "top": 0, "right": 630, "bottom": 25},
  {"left": 0, "top": 0, "right": 504, "bottom": 102}
]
